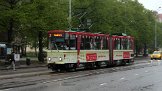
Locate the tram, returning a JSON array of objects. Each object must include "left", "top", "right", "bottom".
[{"left": 47, "top": 30, "right": 134, "bottom": 71}]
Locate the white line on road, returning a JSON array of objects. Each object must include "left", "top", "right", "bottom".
[
  {"left": 100, "top": 83, "right": 107, "bottom": 86},
  {"left": 0, "top": 88, "right": 13, "bottom": 91},
  {"left": 112, "top": 68, "right": 116, "bottom": 70},
  {"left": 135, "top": 74, "right": 139, "bottom": 76},
  {"left": 120, "top": 77, "right": 125, "bottom": 80}
]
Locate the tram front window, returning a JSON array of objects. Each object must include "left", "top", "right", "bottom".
[
  {"left": 49, "top": 37, "right": 67, "bottom": 50},
  {"left": 48, "top": 33, "right": 76, "bottom": 50}
]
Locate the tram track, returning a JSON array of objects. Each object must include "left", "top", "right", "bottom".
[{"left": 0, "top": 61, "right": 155, "bottom": 90}]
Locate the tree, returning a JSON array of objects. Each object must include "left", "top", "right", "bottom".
[
  {"left": 0, "top": 0, "right": 22, "bottom": 44},
  {"left": 72, "top": 0, "right": 157, "bottom": 56},
  {"left": 19, "top": 0, "right": 68, "bottom": 62},
  {"left": 0, "top": 0, "right": 160, "bottom": 58}
]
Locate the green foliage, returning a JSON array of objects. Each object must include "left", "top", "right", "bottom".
[
  {"left": 72, "top": 0, "right": 158, "bottom": 51},
  {"left": 0, "top": 0, "right": 161, "bottom": 53}
]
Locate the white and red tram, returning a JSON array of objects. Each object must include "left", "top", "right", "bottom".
[{"left": 47, "top": 30, "right": 134, "bottom": 71}]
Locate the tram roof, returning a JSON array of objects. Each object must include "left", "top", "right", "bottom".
[
  {"left": 48, "top": 30, "right": 65, "bottom": 34},
  {"left": 112, "top": 35, "right": 134, "bottom": 39},
  {"left": 48, "top": 30, "right": 109, "bottom": 37}
]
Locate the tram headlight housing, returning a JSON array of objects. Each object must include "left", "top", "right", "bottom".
[
  {"left": 59, "top": 57, "right": 62, "bottom": 61},
  {"left": 48, "top": 57, "right": 51, "bottom": 61}
]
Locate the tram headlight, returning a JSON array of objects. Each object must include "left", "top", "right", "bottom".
[
  {"left": 48, "top": 57, "right": 51, "bottom": 61},
  {"left": 59, "top": 57, "right": 62, "bottom": 61}
]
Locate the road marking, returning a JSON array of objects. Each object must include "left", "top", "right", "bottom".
[
  {"left": 100, "top": 83, "right": 107, "bottom": 86},
  {"left": 112, "top": 68, "right": 116, "bottom": 70},
  {"left": 0, "top": 88, "right": 13, "bottom": 91},
  {"left": 145, "top": 70, "right": 148, "bottom": 73},
  {"left": 43, "top": 81, "right": 48, "bottom": 84},
  {"left": 42, "top": 73, "right": 95, "bottom": 84},
  {"left": 135, "top": 74, "right": 139, "bottom": 76},
  {"left": 120, "top": 77, "right": 125, "bottom": 80}
]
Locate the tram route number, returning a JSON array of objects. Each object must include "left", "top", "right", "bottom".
[{"left": 86, "top": 53, "right": 97, "bottom": 61}]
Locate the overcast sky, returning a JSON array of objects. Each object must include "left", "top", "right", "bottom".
[{"left": 138, "top": 0, "right": 162, "bottom": 13}]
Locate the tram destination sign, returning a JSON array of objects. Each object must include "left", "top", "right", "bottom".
[{"left": 53, "top": 34, "right": 63, "bottom": 37}]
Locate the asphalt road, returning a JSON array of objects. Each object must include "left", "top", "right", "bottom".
[{"left": 1, "top": 57, "right": 161, "bottom": 91}]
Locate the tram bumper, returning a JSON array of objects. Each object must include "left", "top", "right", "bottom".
[
  {"left": 47, "top": 62, "right": 65, "bottom": 69},
  {"left": 47, "top": 63, "right": 53, "bottom": 69}
]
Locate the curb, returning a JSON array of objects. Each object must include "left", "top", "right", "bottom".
[
  {"left": 0, "top": 70, "right": 50, "bottom": 80},
  {"left": 0, "top": 65, "right": 46, "bottom": 70}
]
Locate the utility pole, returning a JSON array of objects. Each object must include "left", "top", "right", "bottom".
[
  {"left": 69, "top": 0, "right": 72, "bottom": 31},
  {"left": 124, "top": 2, "right": 126, "bottom": 34},
  {"left": 121, "top": 0, "right": 126, "bottom": 33}
]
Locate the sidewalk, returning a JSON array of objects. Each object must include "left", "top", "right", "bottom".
[
  {"left": 0, "top": 57, "right": 46, "bottom": 70},
  {"left": 0, "top": 57, "right": 48, "bottom": 79}
]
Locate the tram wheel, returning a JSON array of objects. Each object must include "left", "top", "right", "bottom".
[
  {"left": 70, "top": 64, "right": 77, "bottom": 72},
  {"left": 95, "top": 62, "right": 101, "bottom": 69},
  {"left": 85, "top": 63, "right": 95, "bottom": 70},
  {"left": 121, "top": 60, "right": 126, "bottom": 66},
  {"left": 65, "top": 64, "right": 77, "bottom": 72}
]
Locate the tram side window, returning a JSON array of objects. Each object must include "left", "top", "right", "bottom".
[
  {"left": 85, "top": 37, "right": 91, "bottom": 50},
  {"left": 90, "top": 38, "right": 94, "bottom": 50},
  {"left": 80, "top": 36, "right": 85, "bottom": 50},
  {"left": 90, "top": 38, "right": 96, "bottom": 50},
  {"left": 69, "top": 34, "right": 76, "bottom": 50},
  {"left": 129, "top": 39, "right": 133, "bottom": 50},
  {"left": 127, "top": 39, "right": 130, "bottom": 50},
  {"left": 65, "top": 33, "right": 70, "bottom": 50},
  {"left": 48, "top": 37, "right": 51, "bottom": 49},
  {"left": 122, "top": 39, "right": 128, "bottom": 50},
  {"left": 114, "top": 39, "right": 120, "bottom": 50},
  {"left": 95, "top": 37, "right": 101, "bottom": 50},
  {"left": 103, "top": 37, "right": 108, "bottom": 50}
]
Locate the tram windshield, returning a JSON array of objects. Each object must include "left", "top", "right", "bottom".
[{"left": 48, "top": 33, "right": 76, "bottom": 50}]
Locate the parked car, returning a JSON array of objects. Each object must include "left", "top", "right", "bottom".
[{"left": 150, "top": 51, "right": 162, "bottom": 60}]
